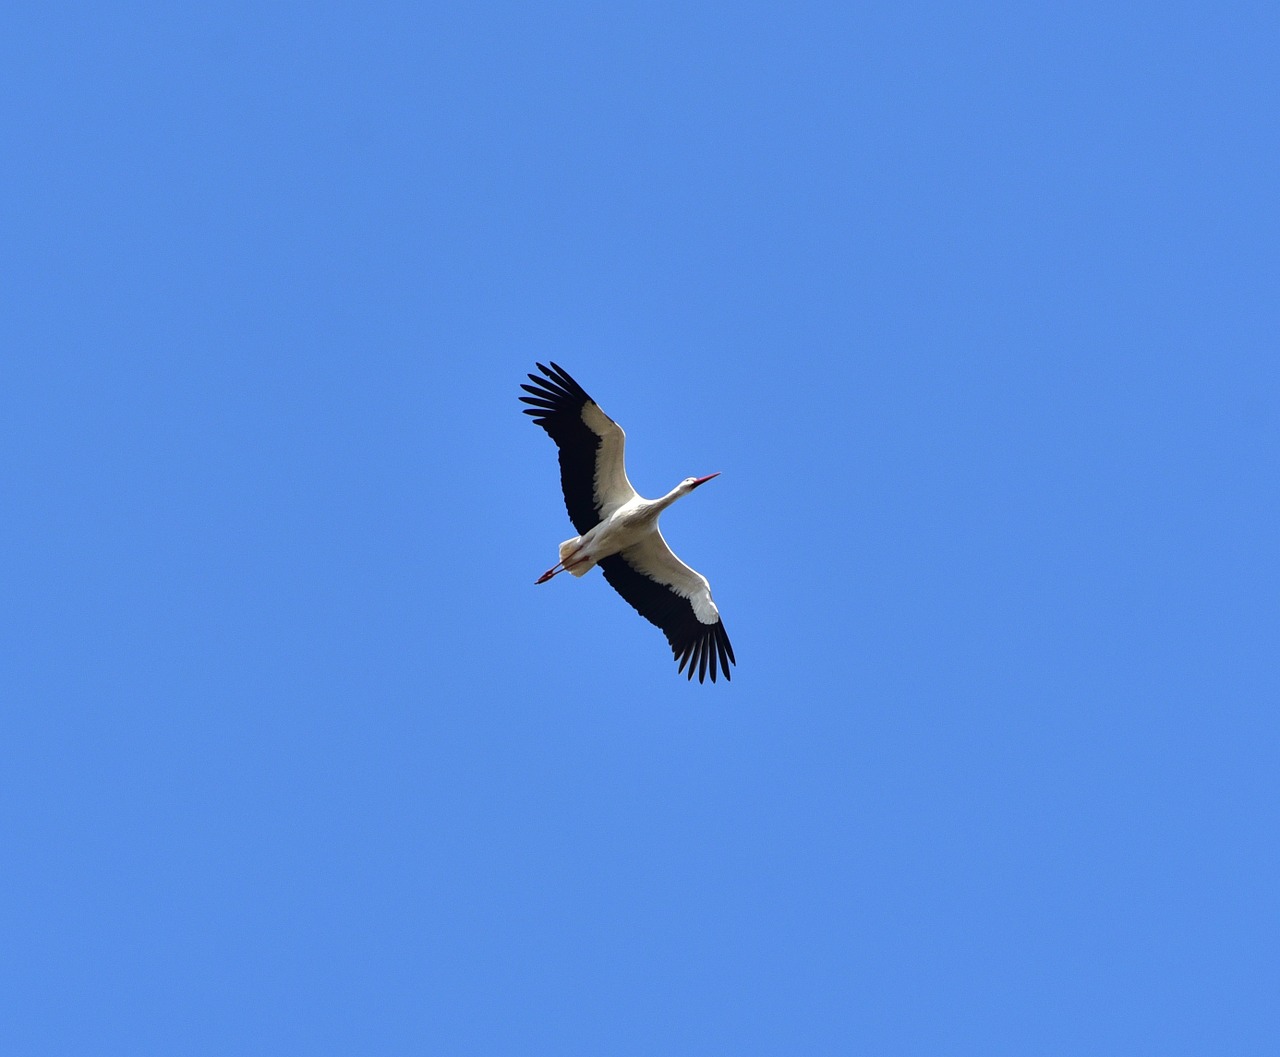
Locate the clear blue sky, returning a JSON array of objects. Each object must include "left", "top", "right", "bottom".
[{"left": 3, "top": 2, "right": 1277, "bottom": 1053}]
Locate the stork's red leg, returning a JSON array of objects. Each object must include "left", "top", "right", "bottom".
[
  {"left": 535, "top": 545, "right": 591, "bottom": 584},
  {"left": 535, "top": 562, "right": 564, "bottom": 584}
]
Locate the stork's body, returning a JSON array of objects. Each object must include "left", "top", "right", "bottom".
[
  {"left": 521, "top": 362, "right": 735, "bottom": 683},
  {"left": 536, "top": 479, "right": 717, "bottom": 583}
]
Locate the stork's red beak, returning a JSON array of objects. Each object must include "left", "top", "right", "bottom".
[{"left": 691, "top": 472, "right": 721, "bottom": 487}]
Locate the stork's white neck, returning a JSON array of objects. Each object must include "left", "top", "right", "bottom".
[{"left": 653, "top": 480, "right": 696, "bottom": 513}]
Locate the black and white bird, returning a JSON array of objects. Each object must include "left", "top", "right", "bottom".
[{"left": 521, "top": 362, "right": 736, "bottom": 683}]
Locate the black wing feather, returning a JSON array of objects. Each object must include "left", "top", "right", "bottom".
[
  {"left": 599, "top": 554, "right": 735, "bottom": 683},
  {"left": 520, "top": 362, "right": 606, "bottom": 534}
]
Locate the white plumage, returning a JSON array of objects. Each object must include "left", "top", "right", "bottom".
[{"left": 521, "top": 362, "right": 735, "bottom": 683}]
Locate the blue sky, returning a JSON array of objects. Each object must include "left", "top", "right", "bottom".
[{"left": 3, "top": 1, "right": 1277, "bottom": 1053}]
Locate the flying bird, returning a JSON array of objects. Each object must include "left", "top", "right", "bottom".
[{"left": 521, "top": 362, "right": 736, "bottom": 683}]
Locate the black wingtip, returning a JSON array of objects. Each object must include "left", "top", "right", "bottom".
[
  {"left": 721, "top": 626, "right": 736, "bottom": 666},
  {"left": 550, "top": 362, "right": 592, "bottom": 398}
]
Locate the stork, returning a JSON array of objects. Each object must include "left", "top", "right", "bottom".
[{"left": 521, "top": 362, "right": 736, "bottom": 683}]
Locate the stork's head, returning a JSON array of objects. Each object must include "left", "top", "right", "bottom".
[{"left": 685, "top": 472, "right": 720, "bottom": 491}]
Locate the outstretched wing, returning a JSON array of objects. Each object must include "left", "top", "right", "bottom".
[
  {"left": 600, "top": 530, "right": 736, "bottom": 683},
  {"left": 520, "top": 362, "right": 637, "bottom": 534}
]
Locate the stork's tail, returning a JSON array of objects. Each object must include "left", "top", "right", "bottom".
[{"left": 559, "top": 536, "right": 596, "bottom": 577}]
